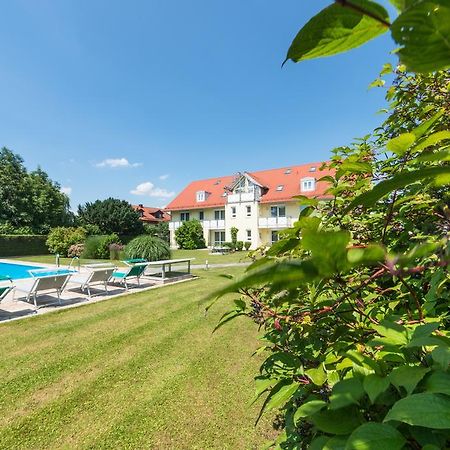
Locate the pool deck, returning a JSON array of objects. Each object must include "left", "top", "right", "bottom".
[{"left": 0, "top": 259, "right": 197, "bottom": 323}]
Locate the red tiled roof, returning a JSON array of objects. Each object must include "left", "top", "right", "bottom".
[
  {"left": 133, "top": 205, "right": 171, "bottom": 223},
  {"left": 165, "top": 162, "right": 334, "bottom": 211}
]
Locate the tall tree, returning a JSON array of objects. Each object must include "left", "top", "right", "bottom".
[
  {"left": 77, "top": 198, "right": 144, "bottom": 235},
  {"left": 0, "top": 147, "right": 72, "bottom": 233}
]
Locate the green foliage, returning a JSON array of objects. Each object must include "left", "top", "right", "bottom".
[
  {"left": 174, "top": 220, "right": 206, "bottom": 249},
  {"left": 77, "top": 198, "right": 144, "bottom": 235},
  {"left": 213, "top": 69, "right": 450, "bottom": 448},
  {"left": 230, "top": 227, "right": 238, "bottom": 248},
  {"left": 124, "top": 235, "right": 170, "bottom": 261},
  {"left": 0, "top": 148, "right": 73, "bottom": 234},
  {"left": 82, "top": 224, "right": 102, "bottom": 236},
  {"left": 144, "top": 221, "right": 170, "bottom": 243},
  {"left": 82, "top": 234, "right": 121, "bottom": 259},
  {"left": 244, "top": 241, "right": 251, "bottom": 251},
  {"left": 0, "top": 235, "right": 49, "bottom": 256},
  {"left": 284, "top": 0, "right": 450, "bottom": 73},
  {"left": 236, "top": 241, "right": 244, "bottom": 251},
  {"left": 46, "top": 227, "right": 86, "bottom": 256}
]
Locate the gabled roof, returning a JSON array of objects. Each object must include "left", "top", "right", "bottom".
[
  {"left": 133, "top": 205, "right": 171, "bottom": 223},
  {"left": 165, "top": 162, "right": 334, "bottom": 211}
]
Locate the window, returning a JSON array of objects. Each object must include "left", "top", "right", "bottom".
[
  {"left": 231, "top": 206, "right": 236, "bottom": 218},
  {"left": 196, "top": 191, "right": 206, "bottom": 202},
  {"left": 214, "top": 231, "right": 225, "bottom": 245},
  {"left": 180, "top": 212, "right": 190, "bottom": 221},
  {"left": 270, "top": 205, "right": 286, "bottom": 218},
  {"left": 214, "top": 210, "right": 225, "bottom": 220},
  {"left": 199, "top": 211, "right": 204, "bottom": 220},
  {"left": 246, "top": 229, "right": 252, "bottom": 241},
  {"left": 284, "top": 168, "right": 291, "bottom": 174},
  {"left": 271, "top": 230, "right": 279, "bottom": 243},
  {"left": 246, "top": 205, "right": 251, "bottom": 217},
  {"left": 276, "top": 185, "right": 284, "bottom": 191},
  {"left": 309, "top": 166, "right": 317, "bottom": 172},
  {"left": 301, "top": 177, "right": 315, "bottom": 192}
]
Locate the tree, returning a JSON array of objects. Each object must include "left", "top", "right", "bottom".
[
  {"left": 174, "top": 220, "right": 206, "bottom": 249},
  {"left": 0, "top": 147, "right": 72, "bottom": 233},
  {"left": 144, "top": 221, "right": 170, "bottom": 243},
  {"left": 77, "top": 198, "right": 144, "bottom": 235},
  {"left": 213, "top": 70, "right": 450, "bottom": 448}
]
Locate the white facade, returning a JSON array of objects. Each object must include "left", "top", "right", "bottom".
[{"left": 168, "top": 173, "right": 306, "bottom": 249}]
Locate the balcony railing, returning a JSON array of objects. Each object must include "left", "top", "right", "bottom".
[
  {"left": 169, "top": 219, "right": 225, "bottom": 231},
  {"left": 258, "top": 216, "right": 294, "bottom": 229},
  {"left": 227, "top": 191, "right": 259, "bottom": 203}
]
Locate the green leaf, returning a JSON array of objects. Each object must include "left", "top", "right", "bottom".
[
  {"left": 310, "top": 436, "right": 330, "bottom": 450},
  {"left": 372, "top": 321, "right": 408, "bottom": 346},
  {"left": 329, "top": 377, "right": 365, "bottom": 410},
  {"left": 347, "top": 244, "right": 385, "bottom": 266},
  {"left": 384, "top": 393, "right": 450, "bottom": 428},
  {"left": 345, "top": 423, "right": 405, "bottom": 449},
  {"left": 386, "top": 132, "right": 416, "bottom": 155},
  {"left": 264, "top": 380, "right": 299, "bottom": 412},
  {"left": 294, "top": 400, "right": 327, "bottom": 423},
  {"left": 285, "top": 0, "right": 389, "bottom": 64},
  {"left": 363, "top": 374, "right": 391, "bottom": 403},
  {"left": 425, "top": 371, "right": 450, "bottom": 395},
  {"left": 413, "top": 109, "right": 445, "bottom": 138},
  {"left": 345, "top": 166, "right": 450, "bottom": 212},
  {"left": 312, "top": 407, "right": 362, "bottom": 435},
  {"left": 324, "top": 436, "right": 348, "bottom": 450},
  {"left": 306, "top": 365, "right": 327, "bottom": 386},
  {"left": 388, "top": 0, "right": 415, "bottom": 11},
  {"left": 432, "top": 346, "right": 450, "bottom": 370},
  {"left": 389, "top": 365, "right": 429, "bottom": 395},
  {"left": 391, "top": 1, "right": 450, "bottom": 73},
  {"left": 414, "top": 130, "right": 450, "bottom": 151}
]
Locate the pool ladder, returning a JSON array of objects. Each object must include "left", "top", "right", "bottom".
[{"left": 68, "top": 257, "right": 81, "bottom": 272}]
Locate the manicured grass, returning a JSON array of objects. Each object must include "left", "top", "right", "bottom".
[
  {"left": 172, "top": 248, "right": 250, "bottom": 264},
  {"left": 0, "top": 267, "right": 275, "bottom": 448},
  {"left": 11, "top": 248, "right": 250, "bottom": 267}
]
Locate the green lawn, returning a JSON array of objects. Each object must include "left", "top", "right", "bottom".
[
  {"left": 11, "top": 248, "right": 249, "bottom": 267},
  {"left": 0, "top": 267, "right": 275, "bottom": 449}
]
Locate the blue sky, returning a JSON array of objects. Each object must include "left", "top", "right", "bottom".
[{"left": 0, "top": 0, "right": 396, "bottom": 209}]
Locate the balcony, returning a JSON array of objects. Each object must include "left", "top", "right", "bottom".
[
  {"left": 227, "top": 191, "right": 259, "bottom": 203},
  {"left": 169, "top": 220, "right": 225, "bottom": 231},
  {"left": 258, "top": 216, "right": 294, "bottom": 229}
]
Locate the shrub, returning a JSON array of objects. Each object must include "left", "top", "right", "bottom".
[
  {"left": 68, "top": 243, "right": 84, "bottom": 258},
  {"left": 236, "top": 241, "right": 244, "bottom": 251},
  {"left": 82, "top": 234, "right": 121, "bottom": 259},
  {"left": 0, "top": 235, "right": 48, "bottom": 256},
  {"left": 230, "top": 227, "right": 238, "bottom": 249},
  {"left": 124, "top": 235, "right": 170, "bottom": 261},
  {"left": 46, "top": 227, "right": 86, "bottom": 256},
  {"left": 244, "top": 241, "right": 251, "bottom": 251},
  {"left": 223, "top": 242, "right": 234, "bottom": 250},
  {"left": 174, "top": 220, "right": 206, "bottom": 249},
  {"left": 0, "top": 223, "right": 35, "bottom": 235},
  {"left": 109, "top": 243, "right": 124, "bottom": 260}
]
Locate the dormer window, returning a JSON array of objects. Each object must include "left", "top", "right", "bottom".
[
  {"left": 284, "top": 168, "right": 291, "bottom": 174},
  {"left": 309, "top": 167, "right": 317, "bottom": 172},
  {"left": 196, "top": 190, "right": 206, "bottom": 202},
  {"left": 276, "top": 185, "right": 284, "bottom": 191},
  {"left": 301, "top": 177, "right": 315, "bottom": 192}
]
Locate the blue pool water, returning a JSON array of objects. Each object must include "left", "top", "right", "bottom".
[{"left": 0, "top": 263, "right": 73, "bottom": 280}]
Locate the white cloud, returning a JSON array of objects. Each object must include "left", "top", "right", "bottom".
[
  {"left": 95, "top": 158, "right": 142, "bottom": 168},
  {"left": 159, "top": 174, "right": 169, "bottom": 180},
  {"left": 130, "top": 181, "right": 175, "bottom": 199},
  {"left": 61, "top": 186, "right": 72, "bottom": 195}
]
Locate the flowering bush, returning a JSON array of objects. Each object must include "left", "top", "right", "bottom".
[{"left": 67, "top": 243, "right": 84, "bottom": 258}]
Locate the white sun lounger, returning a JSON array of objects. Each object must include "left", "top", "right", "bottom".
[
  {"left": 14, "top": 272, "right": 71, "bottom": 308},
  {"left": 69, "top": 265, "right": 116, "bottom": 298}
]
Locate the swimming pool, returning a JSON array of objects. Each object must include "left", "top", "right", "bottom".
[{"left": 0, "top": 262, "right": 73, "bottom": 280}]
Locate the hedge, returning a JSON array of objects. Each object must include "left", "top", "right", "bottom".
[{"left": 0, "top": 235, "right": 49, "bottom": 257}]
